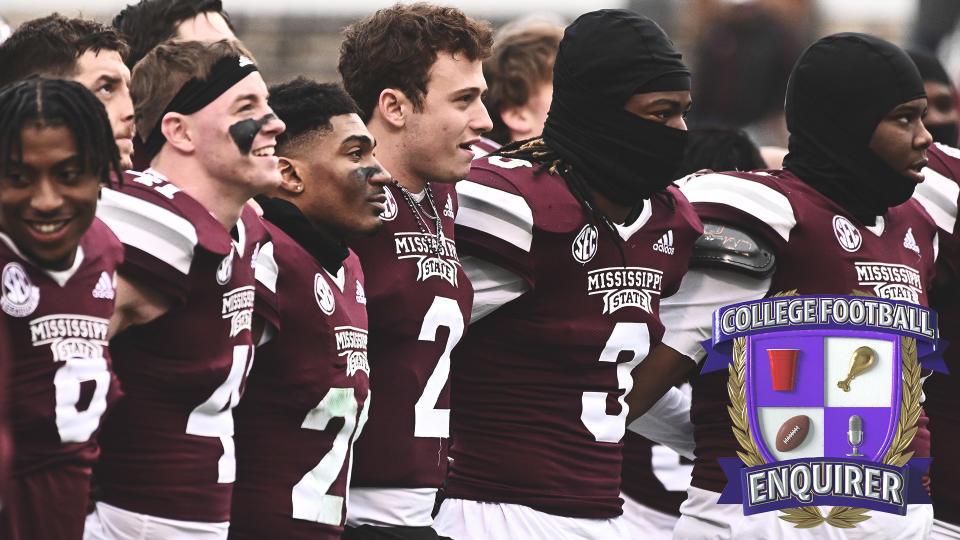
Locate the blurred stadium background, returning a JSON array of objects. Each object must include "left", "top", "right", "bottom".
[{"left": 4, "top": 0, "right": 957, "bottom": 147}]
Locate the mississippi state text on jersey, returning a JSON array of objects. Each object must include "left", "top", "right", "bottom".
[
  {"left": 0, "top": 218, "right": 122, "bottom": 538},
  {"left": 0, "top": 219, "right": 122, "bottom": 477},
  {"left": 347, "top": 181, "right": 472, "bottom": 515},
  {"left": 677, "top": 170, "right": 938, "bottom": 494},
  {"left": 94, "top": 169, "right": 269, "bottom": 522},
  {"left": 230, "top": 223, "right": 370, "bottom": 540},
  {"left": 913, "top": 143, "right": 960, "bottom": 525},
  {"left": 445, "top": 154, "right": 702, "bottom": 518}
]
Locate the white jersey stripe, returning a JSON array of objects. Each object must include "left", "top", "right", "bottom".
[
  {"left": 98, "top": 188, "right": 198, "bottom": 274},
  {"left": 253, "top": 241, "right": 278, "bottom": 293},
  {"left": 680, "top": 173, "right": 796, "bottom": 242},
  {"left": 456, "top": 181, "right": 534, "bottom": 252},
  {"left": 614, "top": 199, "right": 653, "bottom": 241},
  {"left": 913, "top": 167, "right": 959, "bottom": 234}
]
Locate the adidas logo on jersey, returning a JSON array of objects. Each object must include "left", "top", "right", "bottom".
[
  {"left": 355, "top": 280, "right": 367, "bottom": 305},
  {"left": 653, "top": 230, "right": 675, "bottom": 255},
  {"left": 92, "top": 271, "right": 116, "bottom": 300},
  {"left": 443, "top": 193, "right": 455, "bottom": 219},
  {"left": 903, "top": 227, "right": 920, "bottom": 255}
]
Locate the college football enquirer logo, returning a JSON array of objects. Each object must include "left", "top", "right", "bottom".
[{"left": 701, "top": 293, "right": 943, "bottom": 528}]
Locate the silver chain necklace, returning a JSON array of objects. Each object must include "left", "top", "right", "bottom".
[{"left": 394, "top": 180, "right": 445, "bottom": 257}]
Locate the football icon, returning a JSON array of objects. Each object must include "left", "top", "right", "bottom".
[{"left": 776, "top": 414, "right": 811, "bottom": 452}]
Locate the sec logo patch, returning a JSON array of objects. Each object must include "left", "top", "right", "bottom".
[
  {"left": 572, "top": 224, "right": 599, "bottom": 264},
  {"left": 832, "top": 215, "right": 862, "bottom": 253},
  {"left": 314, "top": 273, "right": 335, "bottom": 315},
  {"left": 1, "top": 262, "right": 39, "bottom": 317}
]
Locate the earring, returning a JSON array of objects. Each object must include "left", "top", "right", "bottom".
[{"left": 295, "top": 185, "right": 303, "bottom": 192}]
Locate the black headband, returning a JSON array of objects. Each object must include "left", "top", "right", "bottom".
[{"left": 142, "top": 55, "right": 258, "bottom": 158}]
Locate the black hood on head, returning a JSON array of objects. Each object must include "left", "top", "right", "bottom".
[
  {"left": 783, "top": 32, "right": 926, "bottom": 225},
  {"left": 908, "top": 49, "right": 952, "bottom": 86},
  {"left": 908, "top": 49, "right": 958, "bottom": 145},
  {"left": 541, "top": 9, "right": 691, "bottom": 207}
]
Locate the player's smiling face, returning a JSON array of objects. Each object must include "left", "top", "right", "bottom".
[
  {"left": 188, "top": 72, "right": 286, "bottom": 196},
  {"left": 404, "top": 52, "right": 493, "bottom": 184},
  {"left": 869, "top": 97, "right": 933, "bottom": 184},
  {"left": 285, "top": 113, "right": 391, "bottom": 239},
  {"left": 0, "top": 124, "right": 101, "bottom": 270}
]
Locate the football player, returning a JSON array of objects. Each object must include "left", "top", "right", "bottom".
[
  {"left": 0, "top": 15, "right": 136, "bottom": 170},
  {"left": 912, "top": 146, "right": 960, "bottom": 540},
  {"left": 905, "top": 49, "right": 960, "bottom": 540},
  {"left": 482, "top": 18, "right": 563, "bottom": 146},
  {"left": 337, "top": 4, "right": 492, "bottom": 538},
  {"left": 642, "top": 33, "right": 938, "bottom": 539},
  {"left": 112, "top": 0, "right": 237, "bottom": 171},
  {"left": 432, "top": 10, "right": 701, "bottom": 538},
  {"left": 112, "top": 0, "right": 236, "bottom": 70},
  {"left": 228, "top": 78, "right": 390, "bottom": 540},
  {"left": 0, "top": 78, "right": 124, "bottom": 540},
  {"left": 84, "top": 40, "right": 284, "bottom": 539},
  {"left": 908, "top": 49, "right": 958, "bottom": 147},
  {"left": 621, "top": 127, "right": 767, "bottom": 539}
]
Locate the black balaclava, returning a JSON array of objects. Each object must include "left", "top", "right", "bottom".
[
  {"left": 908, "top": 49, "right": 958, "bottom": 145},
  {"left": 541, "top": 9, "right": 690, "bottom": 208},
  {"left": 783, "top": 33, "right": 926, "bottom": 225}
]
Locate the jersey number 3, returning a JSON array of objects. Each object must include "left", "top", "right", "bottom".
[{"left": 581, "top": 322, "right": 650, "bottom": 443}]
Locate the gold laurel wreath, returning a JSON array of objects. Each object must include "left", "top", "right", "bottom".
[{"left": 726, "top": 291, "right": 923, "bottom": 529}]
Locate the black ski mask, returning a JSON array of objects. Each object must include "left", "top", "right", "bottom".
[
  {"left": 908, "top": 49, "right": 958, "bottom": 145},
  {"left": 783, "top": 33, "right": 926, "bottom": 225},
  {"left": 541, "top": 9, "right": 690, "bottom": 207}
]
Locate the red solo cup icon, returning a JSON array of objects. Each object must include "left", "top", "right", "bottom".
[{"left": 767, "top": 349, "right": 800, "bottom": 391}]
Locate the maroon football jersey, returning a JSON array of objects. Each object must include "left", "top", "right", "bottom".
[
  {"left": 680, "top": 170, "right": 938, "bottom": 493},
  {"left": 445, "top": 155, "right": 702, "bottom": 519},
  {"left": 95, "top": 169, "right": 269, "bottom": 522},
  {"left": 0, "top": 218, "right": 122, "bottom": 476},
  {"left": 348, "top": 182, "right": 472, "bottom": 494},
  {"left": 913, "top": 143, "right": 960, "bottom": 524},
  {"left": 230, "top": 223, "right": 370, "bottom": 540},
  {"left": 469, "top": 137, "right": 501, "bottom": 158}
]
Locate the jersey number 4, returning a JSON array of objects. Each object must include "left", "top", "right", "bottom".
[
  {"left": 581, "top": 322, "right": 650, "bottom": 443},
  {"left": 186, "top": 344, "right": 255, "bottom": 483},
  {"left": 414, "top": 296, "right": 465, "bottom": 438}
]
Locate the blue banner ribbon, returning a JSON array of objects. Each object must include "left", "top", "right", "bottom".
[
  {"left": 717, "top": 457, "right": 932, "bottom": 516},
  {"left": 700, "top": 296, "right": 946, "bottom": 373}
]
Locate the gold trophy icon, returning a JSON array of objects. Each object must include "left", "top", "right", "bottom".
[{"left": 837, "top": 346, "right": 876, "bottom": 392}]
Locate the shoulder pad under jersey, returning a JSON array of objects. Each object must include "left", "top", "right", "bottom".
[{"left": 691, "top": 219, "right": 776, "bottom": 277}]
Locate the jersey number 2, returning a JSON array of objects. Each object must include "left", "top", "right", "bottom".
[
  {"left": 292, "top": 388, "right": 369, "bottom": 525},
  {"left": 414, "top": 296, "right": 464, "bottom": 438}
]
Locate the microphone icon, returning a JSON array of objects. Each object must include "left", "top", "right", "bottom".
[{"left": 846, "top": 415, "right": 864, "bottom": 457}]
